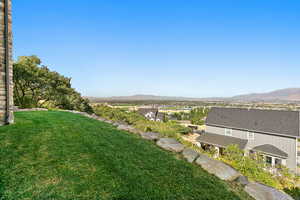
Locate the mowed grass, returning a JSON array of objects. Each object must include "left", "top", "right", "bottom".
[{"left": 0, "top": 111, "right": 245, "bottom": 200}]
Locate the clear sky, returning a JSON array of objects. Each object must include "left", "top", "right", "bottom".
[{"left": 13, "top": 0, "right": 300, "bottom": 97}]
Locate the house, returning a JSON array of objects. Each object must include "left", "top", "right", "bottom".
[
  {"left": 156, "top": 112, "right": 165, "bottom": 122},
  {"left": 138, "top": 108, "right": 165, "bottom": 122},
  {"left": 197, "top": 107, "right": 299, "bottom": 172}
]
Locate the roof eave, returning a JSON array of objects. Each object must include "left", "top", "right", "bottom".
[
  {"left": 206, "top": 123, "right": 299, "bottom": 139},
  {"left": 252, "top": 149, "right": 288, "bottom": 159}
]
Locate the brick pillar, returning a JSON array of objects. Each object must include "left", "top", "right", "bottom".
[{"left": 0, "top": 0, "right": 13, "bottom": 125}]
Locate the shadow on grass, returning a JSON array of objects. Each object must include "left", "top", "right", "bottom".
[
  {"left": 284, "top": 187, "right": 300, "bottom": 200},
  {"left": 0, "top": 177, "right": 5, "bottom": 200}
]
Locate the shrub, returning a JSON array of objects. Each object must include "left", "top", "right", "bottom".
[
  {"left": 169, "top": 107, "right": 209, "bottom": 125},
  {"left": 284, "top": 187, "right": 300, "bottom": 200},
  {"left": 94, "top": 105, "right": 191, "bottom": 138},
  {"left": 222, "top": 145, "right": 300, "bottom": 191},
  {"left": 222, "top": 145, "right": 281, "bottom": 189}
]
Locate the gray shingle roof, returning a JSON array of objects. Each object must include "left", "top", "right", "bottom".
[
  {"left": 253, "top": 144, "right": 288, "bottom": 158},
  {"left": 197, "top": 132, "right": 248, "bottom": 149},
  {"left": 206, "top": 107, "right": 300, "bottom": 137},
  {"left": 137, "top": 108, "right": 158, "bottom": 116}
]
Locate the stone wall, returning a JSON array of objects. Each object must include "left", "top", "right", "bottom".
[{"left": 0, "top": 0, "right": 13, "bottom": 125}]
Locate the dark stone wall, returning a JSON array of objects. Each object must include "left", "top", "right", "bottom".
[{"left": 0, "top": 0, "right": 13, "bottom": 125}]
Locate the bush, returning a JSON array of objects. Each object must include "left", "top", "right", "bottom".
[
  {"left": 94, "top": 105, "right": 191, "bottom": 138},
  {"left": 284, "top": 187, "right": 300, "bottom": 200},
  {"left": 223, "top": 145, "right": 300, "bottom": 190},
  {"left": 222, "top": 145, "right": 281, "bottom": 189},
  {"left": 169, "top": 107, "right": 209, "bottom": 125}
]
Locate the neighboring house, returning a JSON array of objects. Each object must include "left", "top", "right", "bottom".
[
  {"left": 197, "top": 107, "right": 299, "bottom": 172},
  {"left": 156, "top": 112, "right": 165, "bottom": 122},
  {"left": 138, "top": 108, "right": 165, "bottom": 122}
]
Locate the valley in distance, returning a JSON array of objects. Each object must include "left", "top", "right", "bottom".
[{"left": 88, "top": 88, "right": 300, "bottom": 111}]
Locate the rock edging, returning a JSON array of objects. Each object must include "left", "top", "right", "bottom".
[
  {"left": 156, "top": 138, "right": 185, "bottom": 153},
  {"left": 16, "top": 108, "right": 49, "bottom": 112},
  {"left": 245, "top": 182, "right": 294, "bottom": 200},
  {"left": 195, "top": 154, "right": 240, "bottom": 181},
  {"left": 182, "top": 148, "right": 199, "bottom": 163}
]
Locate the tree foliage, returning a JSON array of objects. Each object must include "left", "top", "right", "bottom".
[
  {"left": 13, "top": 56, "right": 93, "bottom": 113},
  {"left": 170, "top": 107, "right": 209, "bottom": 125},
  {"left": 190, "top": 107, "right": 209, "bottom": 125}
]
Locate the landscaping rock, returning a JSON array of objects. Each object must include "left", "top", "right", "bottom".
[
  {"left": 182, "top": 148, "right": 199, "bottom": 163},
  {"left": 96, "top": 117, "right": 106, "bottom": 121},
  {"left": 140, "top": 132, "right": 161, "bottom": 141},
  {"left": 244, "top": 182, "right": 294, "bottom": 200},
  {"left": 235, "top": 176, "right": 249, "bottom": 186},
  {"left": 90, "top": 114, "right": 99, "bottom": 119},
  {"left": 117, "top": 124, "right": 133, "bottom": 131},
  {"left": 195, "top": 154, "right": 240, "bottom": 181},
  {"left": 113, "top": 122, "right": 122, "bottom": 127},
  {"left": 113, "top": 122, "right": 129, "bottom": 127},
  {"left": 116, "top": 124, "right": 140, "bottom": 134},
  {"left": 104, "top": 119, "right": 113, "bottom": 124},
  {"left": 128, "top": 128, "right": 141, "bottom": 134},
  {"left": 156, "top": 138, "right": 185, "bottom": 153},
  {"left": 17, "top": 108, "right": 48, "bottom": 111}
]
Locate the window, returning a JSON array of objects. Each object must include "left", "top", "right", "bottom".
[
  {"left": 266, "top": 156, "right": 272, "bottom": 165},
  {"left": 247, "top": 132, "right": 255, "bottom": 140},
  {"left": 275, "top": 158, "right": 282, "bottom": 166},
  {"left": 225, "top": 128, "right": 232, "bottom": 136}
]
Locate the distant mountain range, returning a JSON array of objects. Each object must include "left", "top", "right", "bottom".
[
  {"left": 88, "top": 94, "right": 219, "bottom": 102},
  {"left": 88, "top": 88, "right": 300, "bottom": 103},
  {"left": 230, "top": 88, "right": 300, "bottom": 102}
]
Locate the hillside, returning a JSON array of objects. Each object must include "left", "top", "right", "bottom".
[
  {"left": 232, "top": 88, "right": 300, "bottom": 102},
  {"left": 88, "top": 88, "right": 300, "bottom": 103},
  {"left": 0, "top": 111, "right": 250, "bottom": 200}
]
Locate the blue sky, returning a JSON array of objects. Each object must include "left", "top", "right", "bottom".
[{"left": 13, "top": 0, "right": 300, "bottom": 97}]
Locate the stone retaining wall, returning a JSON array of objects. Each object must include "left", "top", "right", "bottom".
[{"left": 0, "top": 0, "right": 13, "bottom": 125}]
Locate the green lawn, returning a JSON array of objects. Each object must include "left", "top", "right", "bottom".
[{"left": 0, "top": 111, "right": 249, "bottom": 200}]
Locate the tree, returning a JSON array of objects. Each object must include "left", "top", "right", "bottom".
[
  {"left": 13, "top": 55, "right": 93, "bottom": 113},
  {"left": 190, "top": 107, "right": 209, "bottom": 125}
]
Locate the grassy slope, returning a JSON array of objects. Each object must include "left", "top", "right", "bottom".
[{"left": 0, "top": 111, "right": 248, "bottom": 200}]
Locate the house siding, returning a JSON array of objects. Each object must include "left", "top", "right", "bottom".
[{"left": 206, "top": 125, "right": 297, "bottom": 171}]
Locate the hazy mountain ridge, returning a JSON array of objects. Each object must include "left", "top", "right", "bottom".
[
  {"left": 88, "top": 88, "right": 300, "bottom": 103},
  {"left": 232, "top": 88, "right": 300, "bottom": 102},
  {"left": 88, "top": 94, "right": 210, "bottom": 102}
]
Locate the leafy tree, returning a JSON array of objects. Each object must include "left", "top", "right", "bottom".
[
  {"left": 13, "top": 55, "right": 93, "bottom": 113},
  {"left": 170, "top": 107, "right": 209, "bottom": 125},
  {"left": 190, "top": 107, "right": 209, "bottom": 125}
]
